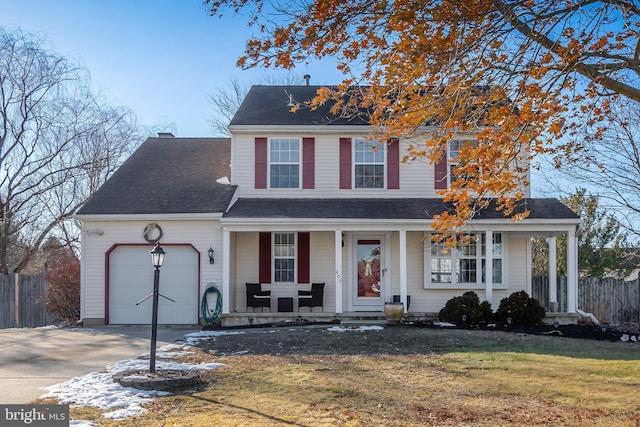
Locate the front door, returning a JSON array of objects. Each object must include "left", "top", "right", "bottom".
[{"left": 351, "top": 237, "right": 386, "bottom": 310}]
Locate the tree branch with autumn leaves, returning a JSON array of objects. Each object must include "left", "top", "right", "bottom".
[{"left": 206, "top": 0, "right": 640, "bottom": 242}]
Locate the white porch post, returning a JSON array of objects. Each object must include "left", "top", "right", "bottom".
[
  {"left": 485, "top": 230, "right": 493, "bottom": 305},
  {"left": 222, "top": 228, "right": 231, "bottom": 314},
  {"left": 399, "top": 229, "right": 408, "bottom": 313},
  {"left": 335, "top": 229, "right": 343, "bottom": 313},
  {"left": 547, "top": 236, "right": 558, "bottom": 312},
  {"left": 567, "top": 227, "right": 578, "bottom": 313}
]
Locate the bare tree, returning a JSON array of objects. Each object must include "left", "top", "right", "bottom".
[
  {"left": 207, "top": 72, "right": 303, "bottom": 136},
  {"left": 0, "top": 28, "right": 141, "bottom": 273}
]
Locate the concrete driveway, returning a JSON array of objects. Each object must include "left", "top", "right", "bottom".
[{"left": 0, "top": 325, "right": 198, "bottom": 404}]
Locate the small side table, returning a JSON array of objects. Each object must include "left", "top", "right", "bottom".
[{"left": 278, "top": 297, "right": 294, "bottom": 312}]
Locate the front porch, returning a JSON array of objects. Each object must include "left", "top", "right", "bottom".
[{"left": 218, "top": 310, "right": 579, "bottom": 328}]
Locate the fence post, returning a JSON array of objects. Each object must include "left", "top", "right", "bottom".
[{"left": 14, "top": 273, "right": 19, "bottom": 328}]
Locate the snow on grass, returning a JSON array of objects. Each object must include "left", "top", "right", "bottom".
[
  {"left": 327, "top": 325, "right": 384, "bottom": 332},
  {"left": 182, "top": 329, "right": 247, "bottom": 345},
  {"left": 41, "top": 346, "right": 224, "bottom": 421}
]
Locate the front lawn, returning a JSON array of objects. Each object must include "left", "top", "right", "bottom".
[{"left": 62, "top": 327, "right": 640, "bottom": 426}]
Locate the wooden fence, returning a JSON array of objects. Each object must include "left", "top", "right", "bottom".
[
  {"left": 0, "top": 273, "right": 57, "bottom": 328},
  {"left": 532, "top": 276, "right": 640, "bottom": 324}
]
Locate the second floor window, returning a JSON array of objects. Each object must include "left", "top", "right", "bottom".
[
  {"left": 270, "top": 138, "right": 300, "bottom": 188},
  {"left": 354, "top": 138, "right": 385, "bottom": 188},
  {"left": 448, "top": 138, "right": 478, "bottom": 185}
]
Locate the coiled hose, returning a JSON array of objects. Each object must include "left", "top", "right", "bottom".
[{"left": 200, "top": 283, "right": 222, "bottom": 326}]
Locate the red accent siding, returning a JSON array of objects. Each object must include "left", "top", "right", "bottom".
[
  {"left": 255, "top": 137, "right": 268, "bottom": 189},
  {"left": 339, "top": 138, "right": 352, "bottom": 189},
  {"left": 302, "top": 137, "right": 315, "bottom": 189},
  {"left": 297, "top": 232, "right": 310, "bottom": 284},
  {"left": 434, "top": 148, "right": 448, "bottom": 190},
  {"left": 387, "top": 138, "right": 400, "bottom": 189},
  {"left": 259, "top": 232, "right": 272, "bottom": 283}
]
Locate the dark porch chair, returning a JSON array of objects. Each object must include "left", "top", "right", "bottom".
[
  {"left": 246, "top": 283, "right": 271, "bottom": 312},
  {"left": 298, "top": 282, "right": 325, "bottom": 312}
]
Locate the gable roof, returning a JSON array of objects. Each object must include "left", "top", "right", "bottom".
[
  {"left": 229, "top": 85, "right": 370, "bottom": 127},
  {"left": 223, "top": 198, "right": 579, "bottom": 221},
  {"left": 77, "top": 136, "right": 236, "bottom": 216}
]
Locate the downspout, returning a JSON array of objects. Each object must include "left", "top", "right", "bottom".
[{"left": 576, "top": 308, "right": 600, "bottom": 326}]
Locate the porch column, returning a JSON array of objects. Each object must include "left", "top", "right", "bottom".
[
  {"left": 399, "top": 229, "right": 408, "bottom": 313},
  {"left": 222, "top": 228, "right": 231, "bottom": 314},
  {"left": 335, "top": 229, "right": 343, "bottom": 313},
  {"left": 566, "top": 227, "right": 578, "bottom": 313},
  {"left": 485, "top": 230, "right": 493, "bottom": 305},
  {"left": 547, "top": 236, "right": 558, "bottom": 312}
]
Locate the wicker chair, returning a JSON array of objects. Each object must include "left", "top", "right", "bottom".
[
  {"left": 246, "top": 283, "right": 271, "bottom": 312},
  {"left": 298, "top": 282, "right": 325, "bottom": 312}
]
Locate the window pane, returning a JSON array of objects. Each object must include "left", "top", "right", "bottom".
[
  {"left": 273, "top": 232, "right": 295, "bottom": 283},
  {"left": 431, "top": 258, "right": 452, "bottom": 283},
  {"left": 493, "top": 259, "right": 502, "bottom": 283},
  {"left": 270, "top": 165, "right": 299, "bottom": 188},
  {"left": 457, "top": 259, "right": 477, "bottom": 283}
]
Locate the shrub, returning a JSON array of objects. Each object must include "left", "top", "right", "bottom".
[
  {"left": 495, "top": 291, "right": 545, "bottom": 326},
  {"left": 438, "top": 291, "right": 493, "bottom": 325},
  {"left": 43, "top": 254, "right": 80, "bottom": 323}
]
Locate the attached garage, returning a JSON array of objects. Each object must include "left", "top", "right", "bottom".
[{"left": 108, "top": 245, "right": 199, "bottom": 324}]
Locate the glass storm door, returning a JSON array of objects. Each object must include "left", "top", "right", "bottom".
[{"left": 353, "top": 239, "right": 384, "bottom": 310}]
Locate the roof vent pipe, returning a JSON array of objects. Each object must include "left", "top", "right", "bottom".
[{"left": 303, "top": 74, "right": 310, "bottom": 86}]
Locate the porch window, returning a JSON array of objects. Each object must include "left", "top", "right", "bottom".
[
  {"left": 273, "top": 232, "right": 296, "bottom": 283},
  {"left": 426, "top": 232, "right": 504, "bottom": 287},
  {"left": 270, "top": 138, "right": 300, "bottom": 188},
  {"left": 354, "top": 138, "right": 384, "bottom": 188}
]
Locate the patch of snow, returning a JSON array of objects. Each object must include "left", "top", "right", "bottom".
[
  {"left": 70, "top": 421, "right": 97, "bottom": 427},
  {"left": 182, "top": 329, "right": 246, "bottom": 345},
  {"left": 433, "top": 322, "right": 456, "bottom": 328},
  {"left": 41, "top": 348, "right": 224, "bottom": 421},
  {"left": 327, "top": 326, "right": 384, "bottom": 332}
]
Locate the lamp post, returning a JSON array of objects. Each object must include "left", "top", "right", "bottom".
[{"left": 149, "top": 242, "right": 165, "bottom": 374}]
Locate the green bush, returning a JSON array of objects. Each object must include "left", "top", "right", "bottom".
[
  {"left": 438, "top": 291, "right": 493, "bottom": 325},
  {"left": 495, "top": 291, "right": 545, "bottom": 326}
]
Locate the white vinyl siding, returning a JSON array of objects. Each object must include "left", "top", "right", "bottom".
[
  {"left": 80, "top": 219, "right": 223, "bottom": 323},
  {"left": 231, "top": 134, "right": 446, "bottom": 198}
]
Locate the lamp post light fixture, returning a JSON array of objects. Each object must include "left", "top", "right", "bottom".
[
  {"left": 149, "top": 242, "right": 165, "bottom": 374},
  {"left": 208, "top": 246, "right": 215, "bottom": 264}
]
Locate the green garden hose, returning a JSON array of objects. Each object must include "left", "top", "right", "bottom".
[{"left": 200, "top": 283, "right": 222, "bottom": 325}]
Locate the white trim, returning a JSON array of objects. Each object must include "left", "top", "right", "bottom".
[
  {"left": 222, "top": 228, "right": 231, "bottom": 314},
  {"left": 567, "top": 227, "right": 578, "bottom": 312},
  {"left": 76, "top": 213, "right": 224, "bottom": 221},
  {"left": 485, "top": 230, "right": 493, "bottom": 304},
  {"left": 334, "top": 229, "right": 343, "bottom": 313},
  {"left": 399, "top": 229, "right": 408, "bottom": 313},
  {"left": 548, "top": 236, "right": 557, "bottom": 305}
]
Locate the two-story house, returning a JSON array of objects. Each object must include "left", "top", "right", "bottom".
[{"left": 76, "top": 85, "right": 580, "bottom": 326}]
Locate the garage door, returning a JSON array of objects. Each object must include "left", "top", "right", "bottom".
[{"left": 109, "top": 245, "right": 198, "bottom": 324}]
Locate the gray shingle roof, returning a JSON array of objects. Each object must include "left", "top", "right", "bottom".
[
  {"left": 77, "top": 137, "right": 236, "bottom": 215},
  {"left": 229, "top": 85, "right": 371, "bottom": 126},
  {"left": 223, "top": 198, "right": 579, "bottom": 220}
]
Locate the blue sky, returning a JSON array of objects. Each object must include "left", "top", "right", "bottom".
[{"left": 2, "top": 0, "right": 343, "bottom": 137}]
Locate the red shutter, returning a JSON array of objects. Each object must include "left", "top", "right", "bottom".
[
  {"left": 297, "top": 232, "right": 310, "bottom": 284},
  {"left": 302, "top": 137, "right": 315, "bottom": 189},
  {"left": 339, "top": 137, "right": 352, "bottom": 189},
  {"left": 434, "top": 147, "right": 448, "bottom": 190},
  {"left": 255, "top": 137, "right": 268, "bottom": 189},
  {"left": 259, "top": 232, "right": 271, "bottom": 283},
  {"left": 387, "top": 138, "right": 400, "bottom": 189}
]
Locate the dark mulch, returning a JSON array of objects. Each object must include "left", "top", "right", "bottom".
[{"left": 191, "top": 320, "right": 640, "bottom": 356}]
